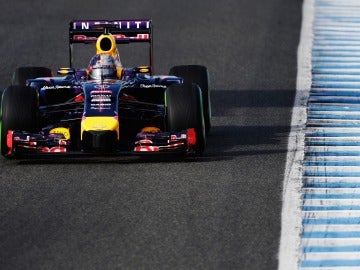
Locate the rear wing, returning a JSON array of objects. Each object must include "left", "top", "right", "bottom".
[{"left": 68, "top": 20, "right": 153, "bottom": 69}]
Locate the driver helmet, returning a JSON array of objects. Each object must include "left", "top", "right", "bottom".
[{"left": 88, "top": 54, "right": 117, "bottom": 80}]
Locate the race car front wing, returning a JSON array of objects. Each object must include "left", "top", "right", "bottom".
[{"left": 4, "top": 128, "right": 197, "bottom": 157}]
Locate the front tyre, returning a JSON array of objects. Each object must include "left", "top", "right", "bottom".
[
  {"left": 169, "top": 65, "right": 211, "bottom": 135},
  {"left": 12, "top": 66, "right": 52, "bottom": 86},
  {"left": 165, "top": 82, "right": 205, "bottom": 155},
  {"left": 1, "top": 86, "right": 39, "bottom": 157}
]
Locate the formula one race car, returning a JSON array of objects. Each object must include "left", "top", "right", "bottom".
[{"left": 0, "top": 20, "right": 211, "bottom": 158}]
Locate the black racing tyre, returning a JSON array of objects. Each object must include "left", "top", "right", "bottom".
[
  {"left": 12, "top": 66, "right": 52, "bottom": 86},
  {"left": 165, "top": 82, "right": 205, "bottom": 155},
  {"left": 1, "top": 85, "right": 39, "bottom": 157},
  {"left": 169, "top": 65, "right": 211, "bottom": 135}
]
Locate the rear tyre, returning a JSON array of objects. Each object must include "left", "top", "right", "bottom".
[
  {"left": 12, "top": 66, "right": 52, "bottom": 86},
  {"left": 1, "top": 86, "right": 39, "bottom": 157},
  {"left": 169, "top": 65, "right": 211, "bottom": 135},
  {"left": 165, "top": 82, "right": 205, "bottom": 155}
]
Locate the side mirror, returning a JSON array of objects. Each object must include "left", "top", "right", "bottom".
[
  {"left": 135, "top": 66, "right": 151, "bottom": 74},
  {"left": 57, "top": 68, "right": 76, "bottom": 75}
]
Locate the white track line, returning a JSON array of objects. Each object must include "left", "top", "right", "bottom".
[{"left": 278, "top": 0, "right": 314, "bottom": 269}]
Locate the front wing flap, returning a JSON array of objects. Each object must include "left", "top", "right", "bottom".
[
  {"left": 4, "top": 130, "right": 69, "bottom": 156},
  {"left": 134, "top": 128, "right": 196, "bottom": 153}
]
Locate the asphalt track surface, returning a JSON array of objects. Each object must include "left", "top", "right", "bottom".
[{"left": 0, "top": 1, "right": 302, "bottom": 269}]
